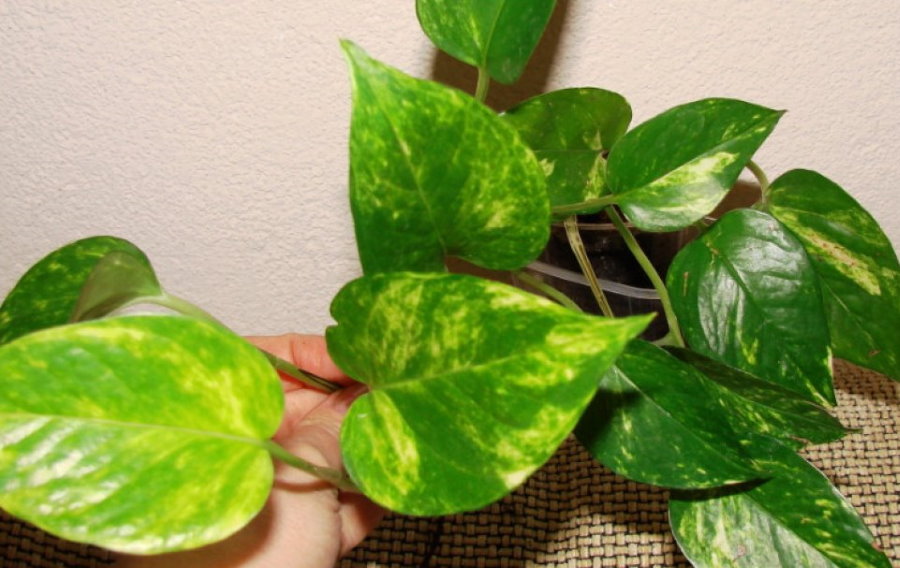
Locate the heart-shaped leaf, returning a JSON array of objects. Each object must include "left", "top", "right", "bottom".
[
  {"left": 327, "top": 272, "right": 650, "bottom": 515},
  {"left": 670, "top": 436, "right": 890, "bottom": 567},
  {"left": 575, "top": 340, "right": 760, "bottom": 489},
  {"left": 343, "top": 41, "right": 549, "bottom": 274},
  {"left": 0, "top": 236, "right": 150, "bottom": 345},
  {"left": 768, "top": 169, "right": 900, "bottom": 381},
  {"left": 668, "top": 348, "right": 848, "bottom": 449},
  {"left": 667, "top": 209, "right": 834, "bottom": 406},
  {"left": 502, "top": 87, "right": 632, "bottom": 215},
  {"left": 0, "top": 315, "right": 283, "bottom": 553},
  {"left": 607, "top": 99, "right": 782, "bottom": 231},
  {"left": 416, "top": 0, "right": 557, "bottom": 84}
]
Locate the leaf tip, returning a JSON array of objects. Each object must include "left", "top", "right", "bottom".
[
  {"left": 339, "top": 39, "right": 369, "bottom": 67},
  {"left": 628, "top": 312, "right": 656, "bottom": 337},
  {"left": 338, "top": 37, "right": 356, "bottom": 53}
]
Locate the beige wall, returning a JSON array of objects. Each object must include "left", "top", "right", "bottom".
[{"left": 2, "top": 1, "right": 898, "bottom": 334}]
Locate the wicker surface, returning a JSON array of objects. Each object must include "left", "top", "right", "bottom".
[{"left": 2, "top": 360, "right": 898, "bottom": 567}]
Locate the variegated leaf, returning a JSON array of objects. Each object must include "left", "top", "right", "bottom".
[
  {"left": 768, "top": 169, "right": 900, "bottom": 381},
  {"left": 70, "top": 250, "right": 162, "bottom": 322},
  {"left": 0, "top": 236, "right": 150, "bottom": 345},
  {"left": 502, "top": 87, "right": 631, "bottom": 215},
  {"left": 670, "top": 436, "right": 890, "bottom": 567},
  {"left": 669, "top": 348, "right": 848, "bottom": 449},
  {"left": 327, "top": 272, "right": 650, "bottom": 515},
  {"left": 667, "top": 209, "right": 835, "bottom": 406},
  {"left": 576, "top": 340, "right": 760, "bottom": 489},
  {"left": 607, "top": 99, "right": 782, "bottom": 231},
  {"left": 343, "top": 41, "right": 549, "bottom": 274},
  {"left": 0, "top": 315, "right": 283, "bottom": 553},
  {"left": 416, "top": 0, "right": 557, "bottom": 84}
]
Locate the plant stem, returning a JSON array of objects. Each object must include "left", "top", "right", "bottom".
[
  {"left": 263, "top": 440, "right": 358, "bottom": 492},
  {"left": 139, "top": 293, "right": 343, "bottom": 393},
  {"left": 604, "top": 206, "right": 685, "bottom": 347},
  {"left": 260, "top": 351, "right": 342, "bottom": 393},
  {"left": 475, "top": 67, "right": 490, "bottom": 103},
  {"left": 514, "top": 270, "right": 583, "bottom": 312},
  {"left": 563, "top": 216, "right": 615, "bottom": 318},
  {"left": 148, "top": 292, "right": 230, "bottom": 327},
  {"left": 551, "top": 194, "right": 618, "bottom": 217},
  {"left": 746, "top": 159, "right": 771, "bottom": 207},
  {"left": 692, "top": 218, "right": 713, "bottom": 232}
]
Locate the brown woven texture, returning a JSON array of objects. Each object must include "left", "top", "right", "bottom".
[{"left": 2, "top": 361, "right": 898, "bottom": 567}]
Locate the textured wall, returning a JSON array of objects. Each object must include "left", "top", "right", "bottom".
[{"left": 2, "top": 1, "right": 898, "bottom": 334}]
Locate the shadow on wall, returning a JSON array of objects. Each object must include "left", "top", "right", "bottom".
[{"left": 427, "top": 0, "right": 573, "bottom": 111}]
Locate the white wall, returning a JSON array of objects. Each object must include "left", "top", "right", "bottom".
[{"left": 2, "top": 1, "right": 898, "bottom": 334}]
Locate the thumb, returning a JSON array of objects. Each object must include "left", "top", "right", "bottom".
[{"left": 277, "top": 384, "right": 368, "bottom": 477}]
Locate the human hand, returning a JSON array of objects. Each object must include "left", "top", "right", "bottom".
[{"left": 116, "top": 334, "right": 382, "bottom": 568}]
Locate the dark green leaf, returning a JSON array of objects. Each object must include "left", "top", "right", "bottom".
[
  {"left": 669, "top": 348, "right": 848, "bottom": 449},
  {"left": 667, "top": 209, "right": 835, "bottom": 406},
  {"left": 502, "top": 87, "right": 632, "bottom": 214},
  {"left": 575, "top": 340, "right": 760, "bottom": 489},
  {"left": 416, "top": 0, "right": 557, "bottom": 84},
  {"left": 0, "top": 315, "right": 283, "bottom": 553},
  {"left": 70, "top": 251, "right": 162, "bottom": 322},
  {"left": 343, "top": 41, "right": 550, "bottom": 274},
  {"left": 670, "top": 437, "right": 890, "bottom": 567},
  {"left": 768, "top": 169, "right": 900, "bottom": 381},
  {"left": 327, "top": 272, "right": 650, "bottom": 515},
  {"left": 0, "top": 236, "right": 150, "bottom": 345},
  {"left": 607, "top": 99, "right": 783, "bottom": 231}
]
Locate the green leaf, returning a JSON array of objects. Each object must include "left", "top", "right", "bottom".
[
  {"left": 668, "top": 348, "right": 848, "bottom": 449},
  {"left": 0, "top": 236, "right": 151, "bottom": 345},
  {"left": 667, "top": 209, "right": 835, "bottom": 406},
  {"left": 343, "top": 41, "right": 550, "bottom": 274},
  {"left": 502, "top": 87, "right": 632, "bottom": 214},
  {"left": 575, "top": 340, "right": 761, "bottom": 489},
  {"left": 327, "top": 272, "right": 650, "bottom": 515},
  {"left": 70, "top": 250, "right": 162, "bottom": 322},
  {"left": 0, "top": 315, "right": 283, "bottom": 554},
  {"left": 607, "top": 99, "right": 783, "bottom": 231},
  {"left": 416, "top": 0, "right": 557, "bottom": 84},
  {"left": 768, "top": 169, "right": 900, "bottom": 381},
  {"left": 669, "top": 436, "right": 890, "bottom": 568}
]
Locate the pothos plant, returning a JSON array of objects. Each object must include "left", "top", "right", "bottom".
[{"left": 1, "top": 1, "right": 898, "bottom": 566}]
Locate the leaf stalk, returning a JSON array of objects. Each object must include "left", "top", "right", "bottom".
[
  {"left": 563, "top": 216, "right": 615, "bottom": 318},
  {"left": 551, "top": 194, "right": 618, "bottom": 217},
  {"left": 263, "top": 440, "right": 359, "bottom": 492},
  {"left": 746, "top": 159, "right": 771, "bottom": 207},
  {"left": 604, "top": 206, "right": 685, "bottom": 347},
  {"left": 475, "top": 67, "right": 490, "bottom": 103},
  {"left": 514, "top": 270, "right": 583, "bottom": 312}
]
